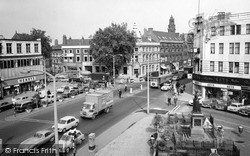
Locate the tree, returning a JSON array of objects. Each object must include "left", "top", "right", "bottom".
[
  {"left": 89, "top": 23, "right": 136, "bottom": 75},
  {"left": 30, "top": 28, "right": 52, "bottom": 59}
]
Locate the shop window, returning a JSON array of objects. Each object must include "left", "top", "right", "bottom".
[
  {"left": 210, "top": 61, "right": 214, "bottom": 72},
  {"left": 229, "top": 43, "right": 234, "bottom": 54},
  {"left": 235, "top": 43, "right": 240, "bottom": 54},
  {"left": 234, "top": 62, "right": 239, "bottom": 73},
  {"left": 218, "top": 61, "right": 223, "bottom": 72},
  {"left": 244, "top": 62, "right": 249, "bottom": 74},
  {"left": 245, "top": 42, "right": 250, "bottom": 54},
  {"left": 229, "top": 62, "right": 233, "bottom": 73},
  {"left": 219, "top": 43, "right": 224, "bottom": 54},
  {"left": 210, "top": 43, "right": 215, "bottom": 54}
]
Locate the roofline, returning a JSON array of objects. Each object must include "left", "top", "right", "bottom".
[
  {"left": 0, "top": 39, "right": 40, "bottom": 42},
  {"left": 62, "top": 45, "right": 90, "bottom": 49}
]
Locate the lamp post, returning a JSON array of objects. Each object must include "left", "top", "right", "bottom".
[
  {"left": 43, "top": 59, "right": 48, "bottom": 106},
  {"left": 147, "top": 57, "right": 150, "bottom": 114},
  {"left": 21, "top": 69, "right": 59, "bottom": 156},
  {"left": 0, "top": 77, "right": 3, "bottom": 99}
]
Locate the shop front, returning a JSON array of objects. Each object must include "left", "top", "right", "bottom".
[{"left": 1, "top": 74, "right": 44, "bottom": 98}]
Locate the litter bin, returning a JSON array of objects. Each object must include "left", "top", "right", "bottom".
[{"left": 88, "top": 133, "right": 96, "bottom": 152}]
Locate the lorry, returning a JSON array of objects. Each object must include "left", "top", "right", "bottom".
[{"left": 80, "top": 90, "right": 113, "bottom": 119}]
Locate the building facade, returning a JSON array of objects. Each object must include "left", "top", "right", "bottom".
[
  {"left": 193, "top": 12, "right": 250, "bottom": 104},
  {"left": 0, "top": 36, "right": 43, "bottom": 98}
]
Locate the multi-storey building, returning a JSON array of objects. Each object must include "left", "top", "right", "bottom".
[
  {"left": 193, "top": 12, "right": 250, "bottom": 104},
  {"left": 0, "top": 34, "right": 43, "bottom": 98}
]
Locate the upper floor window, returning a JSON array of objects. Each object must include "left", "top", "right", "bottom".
[
  {"left": 244, "top": 62, "right": 249, "bottom": 74},
  {"left": 245, "top": 42, "right": 250, "bottom": 54},
  {"left": 6, "top": 43, "right": 12, "bottom": 54},
  {"left": 34, "top": 44, "right": 39, "bottom": 53},
  {"left": 64, "top": 57, "right": 68, "bottom": 62},
  {"left": 69, "top": 57, "right": 73, "bottom": 62},
  {"left": 0, "top": 43, "right": 2, "bottom": 54},
  {"left": 84, "top": 56, "right": 88, "bottom": 62},
  {"left": 76, "top": 49, "right": 80, "bottom": 54},
  {"left": 229, "top": 62, "right": 233, "bottom": 73},
  {"left": 235, "top": 43, "right": 240, "bottom": 54},
  {"left": 89, "top": 56, "right": 93, "bottom": 62},
  {"left": 76, "top": 56, "right": 81, "bottom": 62},
  {"left": 219, "top": 26, "right": 225, "bottom": 36},
  {"left": 219, "top": 43, "right": 224, "bottom": 54},
  {"left": 69, "top": 50, "right": 73, "bottom": 53},
  {"left": 246, "top": 24, "right": 250, "bottom": 34},
  {"left": 218, "top": 61, "right": 223, "bottom": 72},
  {"left": 229, "top": 43, "right": 234, "bottom": 54},
  {"left": 210, "top": 61, "right": 214, "bottom": 72},
  {"left": 134, "top": 48, "right": 138, "bottom": 52},
  {"left": 210, "top": 43, "right": 215, "bottom": 54},
  {"left": 230, "top": 25, "right": 241, "bottom": 35},
  {"left": 236, "top": 25, "right": 241, "bottom": 35},
  {"left": 234, "top": 62, "right": 239, "bottom": 73},
  {"left": 26, "top": 44, "right": 30, "bottom": 53},
  {"left": 230, "top": 25, "right": 235, "bottom": 35},
  {"left": 211, "top": 26, "right": 216, "bottom": 36},
  {"left": 17, "top": 43, "right": 22, "bottom": 53}
]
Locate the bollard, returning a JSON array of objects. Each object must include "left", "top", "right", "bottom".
[
  {"left": 130, "top": 87, "right": 133, "bottom": 94},
  {"left": 88, "top": 133, "right": 96, "bottom": 152},
  {"left": 0, "top": 138, "right": 2, "bottom": 153}
]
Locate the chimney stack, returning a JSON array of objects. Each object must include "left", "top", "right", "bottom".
[
  {"left": 63, "top": 35, "right": 67, "bottom": 45},
  {"left": 54, "top": 39, "right": 58, "bottom": 46}
]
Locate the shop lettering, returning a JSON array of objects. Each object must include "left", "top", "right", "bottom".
[
  {"left": 18, "top": 77, "right": 36, "bottom": 83},
  {"left": 227, "top": 85, "right": 234, "bottom": 89},
  {"left": 207, "top": 84, "right": 214, "bottom": 87}
]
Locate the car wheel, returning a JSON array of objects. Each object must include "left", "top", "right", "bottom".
[
  {"left": 105, "top": 107, "right": 110, "bottom": 113},
  {"left": 92, "top": 115, "right": 96, "bottom": 120},
  {"left": 75, "top": 122, "right": 79, "bottom": 127},
  {"left": 65, "top": 147, "right": 70, "bottom": 153},
  {"left": 50, "top": 137, "right": 55, "bottom": 142},
  {"left": 62, "top": 128, "right": 66, "bottom": 133}
]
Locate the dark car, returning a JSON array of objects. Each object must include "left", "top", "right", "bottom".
[
  {"left": 15, "top": 100, "right": 36, "bottom": 113},
  {"left": 62, "top": 89, "right": 78, "bottom": 98},
  {"left": 238, "top": 107, "right": 250, "bottom": 117},
  {"left": 0, "top": 101, "right": 13, "bottom": 112}
]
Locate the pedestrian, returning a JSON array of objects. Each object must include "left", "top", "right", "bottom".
[
  {"left": 183, "top": 84, "right": 186, "bottom": 91},
  {"left": 47, "top": 89, "right": 51, "bottom": 95},
  {"left": 11, "top": 96, "right": 16, "bottom": 105},
  {"left": 174, "top": 95, "right": 178, "bottom": 106},
  {"left": 72, "top": 143, "right": 77, "bottom": 156},
  {"left": 119, "top": 89, "right": 122, "bottom": 98},
  {"left": 124, "top": 84, "right": 127, "bottom": 92},
  {"left": 13, "top": 105, "right": 16, "bottom": 117},
  {"left": 168, "top": 97, "right": 171, "bottom": 106}
]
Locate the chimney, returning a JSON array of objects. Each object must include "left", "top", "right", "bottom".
[
  {"left": 81, "top": 36, "right": 84, "bottom": 45},
  {"left": 63, "top": 35, "right": 67, "bottom": 45},
  {"left": 54, "top": 39, "right": 58, "bottom": 46}
]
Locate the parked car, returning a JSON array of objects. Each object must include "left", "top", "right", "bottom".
[
  {"left": 54, "top": 129, "right": 85, "bottom": 153},
  {"left": 227, "top": 103, "right": 245, "bottom": 113},
  {"left": 41, "top": 94, "right": 55, "bottom": 105},
  {"left": 160, "top": 82, "right": 172, "bottom": 91},
  {"left": 15, "top": 100, "right": 37, "bottom": 113},
  {"left": 0, "top": 101, "right": 13, "bottom": 112},
  {"left": 19, "top": 129, "right": 55, "bottom": 150},
  {"left": 57, "top": 86, "right": 69, "bottom": 93},
  {"left": 52, "top": 116, "right": 79, "bottom": 133},
  {"left": 201, "top": 100, "right": 213, "bottom": 108},
  {"left": 238, "top": 107, "right": 250, "bottom": 117},
  {"left": 211, "top": 99, "right": 227, "bottom": 111},
  {"left": 62, "top": 89, "right": 78, "bottom": 98},
  {"left": 188, "top": 96, "right": 204, "bottom": 106},
  {"left": 15, "top": 96, "right": 30, "bottom": 104}
]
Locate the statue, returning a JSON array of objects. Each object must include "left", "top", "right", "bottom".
[{"left": 193, "top": 91, "right": 201, "bottom": 113}]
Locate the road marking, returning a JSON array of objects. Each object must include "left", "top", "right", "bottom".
[{"left": 17, "top": 118, "right": 54, "bottom": 124}]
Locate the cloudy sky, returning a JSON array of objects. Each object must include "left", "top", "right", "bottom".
[{"left": 0, "top": 0, "right": 249, "bottom": 44}]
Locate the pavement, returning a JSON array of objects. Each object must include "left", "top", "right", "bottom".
[{"left": 76, "top": 82, "right": 194, "bottom": 156}]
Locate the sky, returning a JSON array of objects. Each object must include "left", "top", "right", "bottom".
[{"left": 1, "top": 0, "right": 250, "bottom": 44}]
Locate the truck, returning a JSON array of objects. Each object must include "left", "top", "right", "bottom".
[{"left": 80, "top": 90, "right": 113, "bottom": 119}]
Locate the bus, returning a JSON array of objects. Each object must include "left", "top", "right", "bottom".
[{"left": 150, "top": 74, "right": 173, "bottom": 88}]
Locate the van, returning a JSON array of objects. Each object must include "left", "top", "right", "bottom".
[{"left": 15, "top": 100, "right": 36, "bottom": 112}]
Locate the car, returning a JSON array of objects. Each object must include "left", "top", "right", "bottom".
[
  {"left": 62, "top": 89, "right": 78, "bottom": 98},
  {"left": 160, "top": 83, "right": 172, "bottom": 91},
  {"left": 15, "top": 96, "right": 29, "bottom": 104},
  {"left": 188, "top": 96, "right": 204, "bottom": 106},
  {"left": 52, "top": 116, "right": 79, "bottom": 133},
  {"left": 57, "top": 86, "right": 69, "bottom": 93},
  {"left": 0, "top": 101, "right": 13, "bottom": 112},
  {"left": 54, "top": 129, "right": 85, "bottom": 153},
  {"left": 171, "top": 76, "right": 179, "bottom": 81},
  {"left": 201, "top": 99, "right": 214, "bottom": 108},
  {"left": 238, "top": 107, "right": 250, "bottom": 117},
  {"left": 41, "top": 94, "right": 55, "bottom": 104},
  {"left": 211, "top": 99, "right": 227, "bottom": 111},
  {"left": 227, "top": 103, "right": 245, "bottom": 113},
  {"left": 15, "top": 100, "right": 37, "bottom": 113},
  {"left": 18, "top": 129, "right": 55, "bottom": 150}
]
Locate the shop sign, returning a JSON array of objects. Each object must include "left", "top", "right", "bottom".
[
  {"left": 197, "top": 81, "right": 241, "bottom": 90},
  {"left": 18, "top": 77, "right": 37, "bottom": 84},
  {"left": 242, "top": 86, "right": 250, "bottom": 91}
]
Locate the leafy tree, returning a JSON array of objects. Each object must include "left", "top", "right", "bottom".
[
  {"left": 30, "top": 28, "right": 52, "bottom": 59},
  {"left": 89, "top": 23, "right": 136, "bottom": 76}
]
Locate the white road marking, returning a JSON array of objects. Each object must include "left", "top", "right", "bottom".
[{"left": 18, "top": 118, "right": 54, "bottom": 124}]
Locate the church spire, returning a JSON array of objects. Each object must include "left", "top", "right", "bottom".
[{"left": 168, "top": 15, "right": 176, "bottom": 33}]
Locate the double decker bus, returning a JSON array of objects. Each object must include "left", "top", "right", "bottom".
[{"left": 150, "top": 74, "right": 173, "bottom": 88}]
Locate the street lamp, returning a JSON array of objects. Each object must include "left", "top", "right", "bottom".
[{"left": 21, "top": 69, "right": 59, "bottom": 156}]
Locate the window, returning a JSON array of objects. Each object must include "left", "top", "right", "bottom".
[
  {"left": 236, "top": 25, "right": 241, "bottom": 35},
  {"left": 230, "top": 25, "right": 235, "bottom": 35},
  {"left": 218, "top": 61, "right": 223, "bottom": 72},
  {"left": 84, "top": 56, "right": 88, "bottom": 62},
  {"left": 211, "top": 26, "right": 216, "bottom": 36},
  {"left": 76, "top": 56, "right": 80, "bottom": 62},
  {"left": 76, "top": 49, "right": 80, "bottom": 54},
  {"left": 89, "top": 56, "right": 93, "bottom": 62},
  {"left": 69, "top": 50, "right": 73, "bottom": 53},
  {"left": 235, "top": 43, "right": 240, "bottom": 54},
  {"left": 26, "top": 44, "right": 30, "bottom": 53},
  {"left": 245, "top": 42, "right": 250, "bottom": 54},
  {"left": 220, "top": 26, "right": 225, "bottom": 36},
  {"left": 229, "top": 43, "right": 234, "bottom": 54},
  {"left": 0, "top": 43, "right": 2, "bottom": 54},
  {"left": 210, "top": 43, "right": 215, "bottom": 54},
  {"left": 210, "top": 61, "right": 214, "bottom": 72},
  {"left": 244, "top": 62, "right": 249, "bottom": 74},
  {"left": 134, "top": 48, "right": 138, "bottom": 52},
  {"left": 6, "top": 43, "right": 12, "bottom": 54},
  {"left": 17, "top": 43, "right": 22, "bottom": 53},
  {"left": 229, "top": 62, "right": 233, "bottom": 73},
  {"left": 246, "top": 24, "right": 250, "bottom": 34},
  {"left": 219, "top": 43, "right": 224, "bottom": 54},
  {"left": 64, "top": 57, "right": 67, "bottom": 62},
  {"left": 234, "top": 62, "right": 239, "bottom": 73},
  {"left": 69, "top": 57, "right": 73, "bottom": 62},
  {"left": 34, "top": 44, "right": 38, "bottom": 53}
]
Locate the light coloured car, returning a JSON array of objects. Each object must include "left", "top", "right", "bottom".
[
  {"left": 41, "top": 93, "right": 55, "bottom": 104},
  {"left": 227, "top": 103, "right": 245, "bottom": 113},
  {"left": 188, "top": 96, "right": 204, "bottom": 106},
  {"left": 52, "top": 116, "right": 79, "bottom": 133},
  {"left": 54, "top": 129, "right": 85, "bottom": 153},
  {"left": 15, "top": 96, "right": 29, "bottom": 104},
  {"left": 18, "top": 129, "right": 55, "bottom": 150},
  {"left": 160, "top": 83, "right": 172, "bottom": 91},
  {"left": 57, "top": 86, "right": 69, "bottom": 93}
]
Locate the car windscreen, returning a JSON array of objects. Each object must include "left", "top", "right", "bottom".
[
  {"left": 34, "top": 133, "right": 43, "bottom": 138},
  {"left": 59, "top": 119, "right": 67, "bottom": 124},
  {"left": 82, "top": 104, "right": 92, "bottom": 109},
  {"left": 60, "top": 135, "right": 71, "bottom": 141}
]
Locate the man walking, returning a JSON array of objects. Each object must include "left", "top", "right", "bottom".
[
  {"left": 124, "top": 84, "right": 127, "bottom": 92},
  {"left": 119, "top": 89, "right": 122, "bottom": 98},
  {"left": 173, "top": 95, "right": 178, "bottom": 106},
  {"left": 13, "top": 105, "right": 16, "bottom": 117}
]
